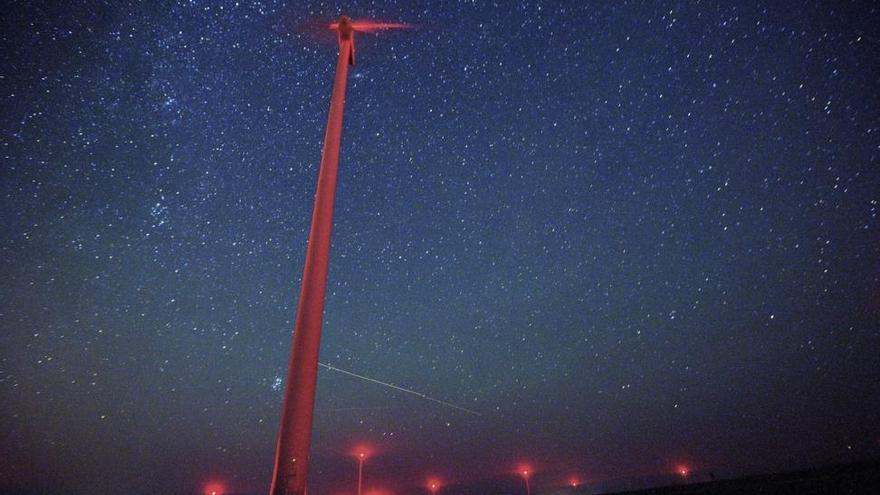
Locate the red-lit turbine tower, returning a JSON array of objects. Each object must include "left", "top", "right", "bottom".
[{"left": 269, "top": 16, "right": 409, "bottom": 495}]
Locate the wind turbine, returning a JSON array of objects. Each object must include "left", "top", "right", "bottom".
[{"left": 269, "top": 16, "right": 411, "bottom": 495}]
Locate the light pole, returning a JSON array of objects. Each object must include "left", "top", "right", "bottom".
[
  {"left": 351, "top": 445, "right": 373, "bottom": 495},
  {"left": 356, "top": 451, "right": 367, "bottom": 495},
  {"left": 519, "top": 467, "right": 532, "bottom": 495}
]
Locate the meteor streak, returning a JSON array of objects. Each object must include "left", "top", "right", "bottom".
[{"left": 318, "top": 362, "right": 482, "bottom": 416}]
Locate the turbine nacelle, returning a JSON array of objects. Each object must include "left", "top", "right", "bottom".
[{"left": 329, "top": 16, "right": 413, "bottom": 65}]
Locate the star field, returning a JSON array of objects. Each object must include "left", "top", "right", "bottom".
[{"left": 1, "top": 1, "right": 879, "bottom": 494}]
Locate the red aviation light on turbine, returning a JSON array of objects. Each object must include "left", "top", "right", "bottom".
[
  {"left": 203, "top": 481, "right": 226, "bottom": 495},
  {"left": 350, "top": 443, "right": 375, "bottom": 460},
  {"left": 676, "top": 464, "right": 691, "bottom": 478},
  {"left": 426, "top": 476, "right": 442, "bottom": 494}
]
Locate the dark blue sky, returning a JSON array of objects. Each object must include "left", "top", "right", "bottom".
[{"left": 2, "top": 1, "right": 878, "bottom": 494}]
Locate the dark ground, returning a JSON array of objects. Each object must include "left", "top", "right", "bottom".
[
  {"left": 593, "top": 459, "right": 880, "bottom": 495},
  {"left": 1, "top": 459, "right": 878, "bottom": 494}
]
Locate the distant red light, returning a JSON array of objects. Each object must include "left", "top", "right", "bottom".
[
  {"left": 203, "top": 481, "right": 226, "bottom": 495},
  {"left": 363, "top": 489, "right": 394, "bottom": 495},
  {"left": 569, "top": 476, "right": 580, "bottom": 487},
  {"left": 351, "top": 443, "right": 374, "bottom": 460},
  {"left": 517, "top": 463, "right": 533, "bottom": 478},
  {"left": 677, "top": 465, "right": 690, "bottom": 477},
  {"left": 426, "top": 476, "right": 442, "bottom": 493}
]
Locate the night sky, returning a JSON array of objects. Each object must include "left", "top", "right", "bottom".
[{"left": 2, "top": 1, "right": 879, "bottom": 494}]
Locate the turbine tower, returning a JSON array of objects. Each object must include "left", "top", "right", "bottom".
[{"left": 269, "top": 16, "right": 409, "bottom": 495}]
